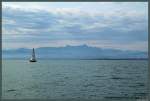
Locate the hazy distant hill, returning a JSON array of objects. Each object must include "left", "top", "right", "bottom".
[{"left": 2, "top": 45, "right": 148, "bottom": 59}]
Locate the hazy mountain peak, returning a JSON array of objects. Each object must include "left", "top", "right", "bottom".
[{"left": 2, "top": 45, "right": 148, "bottom": 59}]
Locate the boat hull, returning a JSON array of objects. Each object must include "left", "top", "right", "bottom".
[{"left": 29, "top": 60, "right": 37, "bottom": 62}]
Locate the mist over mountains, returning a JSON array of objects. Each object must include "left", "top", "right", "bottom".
[{"left": 2, "top": 45, "right": 148, "bottom": 59}]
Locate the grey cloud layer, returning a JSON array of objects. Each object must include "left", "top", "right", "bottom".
[{"left": 2, "top": 6, "right": 148, "bottom": 51}]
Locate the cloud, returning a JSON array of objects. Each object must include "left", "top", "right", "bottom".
[{"left": 2, "top": 2, "right": 148, "bottom": 52}]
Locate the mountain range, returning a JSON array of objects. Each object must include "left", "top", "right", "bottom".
[{"left": 2, "top": 45, "right": 148, "bottom": 59}]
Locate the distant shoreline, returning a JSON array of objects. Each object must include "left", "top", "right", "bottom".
[{"left": 2, "top": 58, "right": 148, "bottom": 60}]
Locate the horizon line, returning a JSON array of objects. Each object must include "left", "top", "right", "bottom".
[
  {"left": 2, "top": 44, "right": 148, "bottom": 52},
  {"left": 2, "top": 58, "right": 148, "bottom": 60}
]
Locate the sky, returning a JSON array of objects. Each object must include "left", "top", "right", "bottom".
[{"left": 2, "top": 2, "right": 148, "bottom": 52}]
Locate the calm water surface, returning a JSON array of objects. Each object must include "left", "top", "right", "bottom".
[{"left": 2, "top": 60, "right": 148, "bottom": 100}]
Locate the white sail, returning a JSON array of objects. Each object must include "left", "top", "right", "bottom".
[{"left": 30, "top": 48, "right": 37, "bottom": 62}]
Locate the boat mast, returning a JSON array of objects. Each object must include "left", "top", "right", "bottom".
[{"left": 32, "top": 48, "right": 36, "bottom": 59}]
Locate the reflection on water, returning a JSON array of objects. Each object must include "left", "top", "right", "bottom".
[{"left": 2, "top": 60, "right": 148, "bottom": 100}]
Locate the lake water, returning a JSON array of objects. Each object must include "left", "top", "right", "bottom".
[{"left": 2, "top": 60, "right": 148, "bottom": 100}]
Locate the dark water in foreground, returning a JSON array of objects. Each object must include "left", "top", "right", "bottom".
[{"left": 2, "top": 60, "right": 148, "bottom": 100}]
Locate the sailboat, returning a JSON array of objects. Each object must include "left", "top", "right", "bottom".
[{"left": 29, "top": 48, "right": 37, "bottom": 62}]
